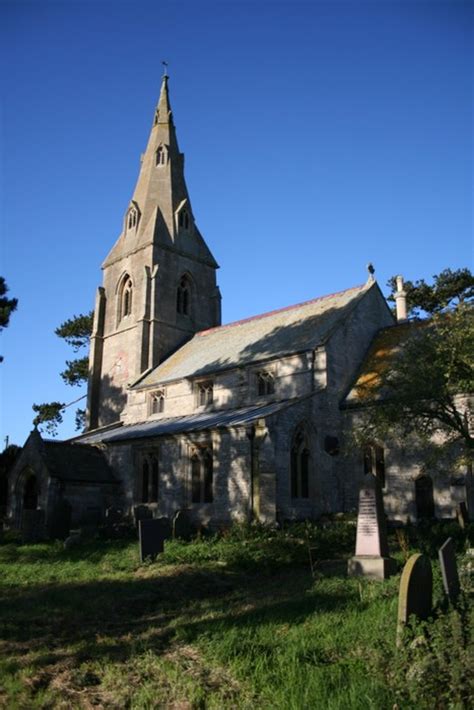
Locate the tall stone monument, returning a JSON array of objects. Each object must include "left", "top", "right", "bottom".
[{"left": 348, "top": 476, "right": 397, "bottom": 580}]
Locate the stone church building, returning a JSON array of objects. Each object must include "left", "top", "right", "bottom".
[{"left": 7, "top": 76, "right": 470, "bottom": 533}]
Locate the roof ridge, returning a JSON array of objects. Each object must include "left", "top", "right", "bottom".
[{"left": 197, "top": 283, "right": 367, "bottom": 338}]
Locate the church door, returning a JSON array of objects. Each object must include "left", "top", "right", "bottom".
[{"left": 415, "top": 475, "right": 435, "bottom": 520}]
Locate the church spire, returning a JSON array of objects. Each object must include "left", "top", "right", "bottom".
[{"left": 154, "top": 73, "right": 172, "bottom": 126}]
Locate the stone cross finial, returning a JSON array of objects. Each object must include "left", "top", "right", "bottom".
[{"left": 162, "top": 60, "right": 169, "bottom": 77}]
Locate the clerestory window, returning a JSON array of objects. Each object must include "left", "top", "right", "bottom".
[
  {"left": 291, "top": 427, "right": 310, "bottom": 499},
  {"left": 150, "top": 389, "right": 165, "bottom": 415},
  {"left": 191, "top": 447, "right": 213, "bottom": 503},
  {"left": 196, "top": 381, "right": 213, "bottom": 407},
  {"left": 257, "top": 370, "right": 275, "bottom": 397}
]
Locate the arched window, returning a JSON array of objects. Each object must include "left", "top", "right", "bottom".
[
  {"left": 415, "top": 475, "right": 435, "bottom": 520},
  {"left": 177, "top": 275, "right": 191, "bottom": 316},
  {"left": 140, "top": 453, "right": 159, "bottom": 503},
  {"left": 178, "top": 209, "right": 190, "bottom": 230},
  {"left": 290, "top": 427, "right": 310, "bottom": 499},
  {"left": 190, "top": 447, "right": 213, "bottom": 504},
  {"left": 156, "top": 146, "right": 166, "bottom": 165},
  {"left": 150, "top": 389, "right": 165, "bottom": 414},
  {"left": 118, "top": 274, "right": 133, "bottom": 322},
  {"left": 363, "top": 443, "right": 385, "bottom": 488},
  {"left": 128, "top": 209, "right": 137, "bottom": 230}
]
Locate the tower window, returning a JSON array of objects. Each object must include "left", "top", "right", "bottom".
[
  {"left": 257, "top": 371, "right": 275, "bottom": 397},
  {"left": 128, "top": 210, "right": 137, "bottom": 230},
  {"left": 150, "top": 389, "right": 165, "bottom": 414},
  {"left": 177, "top": 275, "right": 191, "bottom": 316},
  {"left": 190, "top": 447, "right": 213, "bottom": 503},
  {"left": 196, "top": 381, "right": 213, "bottom": 407},
  {"left": 291, "top": 427, "right": 310, "bottom": 499},
  {"left": 140, "top": 452, "right": 159, "bottom": 503},
  {"left": 118, "top": 274, "right": 133, "bottom": 323},
  {"left": 156, "top": 146, "right": 166, "bottom": 165},
  {"left": 178, "top": 209, "right": 190, "bottom": 230}
]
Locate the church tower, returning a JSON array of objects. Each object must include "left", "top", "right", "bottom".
[{"left": 87, "top": 74, "right": 221, "bottom": 430}]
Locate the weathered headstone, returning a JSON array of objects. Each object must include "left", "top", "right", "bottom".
[
  {"left": 438, "top": 537, "right": 460, "bottom": 603},
  {"left": 347, "top": 477, "right": 397, "bottom": 579},
  {"left": 155, "top": 516, "right": 172, "bottom": 540},
  {"left": 47, "top": 498, "right": 72, "bottom": 540},
  {"left": 139, "top": 518, "right": 165, "bottom": 562},
  {"left": 133, "top": 505, "right": 153, "bottom": 528},
  {"left": 173, "top": 509, "right": 193, "bottom": 541},
  {"left": 397, "top": 553, "right": 432, "bottom": 642},
  {"left": 21, "top": 509, "right": 46, "bottom": 543},
  {"left": 456, "top": 502, "right": 469, "bottom": 530}
]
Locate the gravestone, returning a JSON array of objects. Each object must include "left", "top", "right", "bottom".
[
  {"left": 173, "top": 509, "right": 193, "bottom": 541},
  {"left": 155, "top": 516, "right": 172, "bottom": 541},
  {"left": 397, "top": 553, "right": 432, "bottom": 642},
  {"left": 139, "top": 518, "right": 165, "bottom": 562},
  {"left": 456, "top": 502, "right": 469, "bottom": 530},
  {"left": 21, "top": 509, "right": 46, "bottom": 543},
  {"left": 438, "top": 537, "right": 460, "bottom": 603},
  {"left": 105, "top": 506, "right": 123, "bottom": 524},
  {"left": 133, "top": 505, "right": 153, "bottom": 528},
  {"left": 47, "top": 498, "right": 72, "bottom": 540},
  {"left": 347, "top": 477, "right": 397, "bottom": 579}
]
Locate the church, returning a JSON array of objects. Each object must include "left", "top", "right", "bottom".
[{"left": 7, "top": 76, "right": 470, "bottom": 533}]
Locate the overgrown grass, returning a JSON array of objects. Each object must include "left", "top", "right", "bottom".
[{"left": 0, "top": 523, "right": 472, "bottom": 708}]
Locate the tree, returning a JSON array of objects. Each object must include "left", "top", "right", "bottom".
[
  {"left": 354, "top": 270, "right": 474, "bottom": 470},
  {"left": 33, "top": 312, "right": 93, "bottom": 436},
  {"left": 0, "top": 277, "right": 18, "bottom": 362}
]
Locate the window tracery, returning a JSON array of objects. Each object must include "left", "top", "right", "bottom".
[{"left": 291, "top": 426, "right": 310, "bottom": 499}]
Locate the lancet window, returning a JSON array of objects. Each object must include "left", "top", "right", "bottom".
[
  {"left": 140, "top": 452, "right": 159, "bottom": 503},
  {"left": 363, "top": 443, "right": 385, "bottom": 488},
  {"left": 150, "top": 389, "right": 165, "bottom": 415},
  {"left": 257, "top": 370, "right": 275, "bottom": 397},
  {"left": 196, "top": 380, "right": 213, "bottom": 407},
  {"left": 118, "top": 274, "right": 133, "bottom": 322},
  {"left": 178, "top": 209, "right": 190, "bottom": 230},
  {"left": 190, "top": 447, "right": 213, "bottom": 504},
  {"left": 290, "top": 426, "right": 310, "bottom": 499},
  {"left": 177, "top": 275, "right": 191, "bottom": 316}
]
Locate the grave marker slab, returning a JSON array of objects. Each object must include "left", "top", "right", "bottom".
[
  {"left": 21, "top": 509, "right": 46, "bottom": 543},
  {"left": 457, "top": 502, "right": 469, "bottom": 530},
  {"left": 133, "top": 505, "right": 153, "bottom": 528},
  {"left": 397, "top": 553, "right": 432, "bottom": 642},
  {"left": 438, "top": 537, "right": 460, "bottom": 603},
  {"left": 348, "top": 477, "right": 397, "bottom": 579},
  {"left": 173, "top": 510, "right": 193, "bottom": 541},
  {"left": 139, "top": 518, "right": 166, "bottom": 562}
]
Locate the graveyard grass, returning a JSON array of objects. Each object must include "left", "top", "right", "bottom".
[{"left": 1, "top": 523, "right": 473, "bottom": 709}]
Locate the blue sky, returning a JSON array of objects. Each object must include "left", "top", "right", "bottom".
[{"left": 1, "top": 0, "right": 472, "bottom": 446}]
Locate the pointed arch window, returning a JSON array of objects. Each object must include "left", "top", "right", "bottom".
[
  {"left": 118, "top": 274, "right": 133, "bottom": 322},
  {"left": 177, "top": 275, "right": 191, "bottom": 316},
  {"left": 291, "top": 427, "right": 310, "bottom": 499},
  {"left": 140, "top": 452, "right": 159, "bottom": 503},
  {"left": 257, "top": 370, "right": 275, "bottom": 397},
  {"left": 178, "top": 209, "right": 190, "bottom": 230},
  {"left": 128, "top": 209, "right": 138, "bottom": 230},
  {"left": 150, "top": 389, "right": 165, "bottom": 415},
  {"left": 190, "top": 447, "right": 213, "bottom": 504},
  {"left": 156, "top": 145, "right": 166, "bottom": 166},
  {"left": 363, "top": 443, "right": 385, "bottom": 488}
]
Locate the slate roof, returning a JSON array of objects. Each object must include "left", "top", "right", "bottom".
[
  {"left": 136, "top": 281, "right": 373, "bottom": 388},
  {"left": 80, "top": 398, "right": 304, "bottom": 444},
  {"left": 43, "top": 441, "right": 118, "bottom": 483},
  {"left": 342, "top": 321, "right": 422, "bottom": 408}
]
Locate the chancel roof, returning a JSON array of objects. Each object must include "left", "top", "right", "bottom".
[{"left": 136, "top": 281, "right": 373, "bottom": 388}]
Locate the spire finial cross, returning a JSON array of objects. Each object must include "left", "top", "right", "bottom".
[{"left": 162, "top": 60, "right": 169, "bottom": 78}]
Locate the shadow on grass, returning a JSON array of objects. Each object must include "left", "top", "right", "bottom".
[{"left": 0, "top": 564, "right": 357, "bottom": 674}]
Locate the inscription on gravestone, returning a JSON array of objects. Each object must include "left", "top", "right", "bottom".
[{"left": 438, "top": 537, "right": 460, "bottom": 603}]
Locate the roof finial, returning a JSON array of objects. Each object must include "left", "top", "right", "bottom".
[
  {"left": 366, "top": 262, "right": 375, "bottom": 282},
  {"left": 162, "top": 60, "right": 168, "bottom": 78}
]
